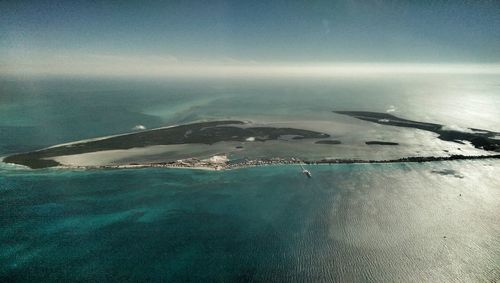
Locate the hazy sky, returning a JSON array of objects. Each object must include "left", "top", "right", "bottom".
[{"left": 1, "top": 0, "right": 500, "bottom": 77}]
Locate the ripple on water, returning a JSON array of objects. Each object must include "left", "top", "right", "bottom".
[{"left": 0, "top": 161, "right": 499, "bottom": 282}]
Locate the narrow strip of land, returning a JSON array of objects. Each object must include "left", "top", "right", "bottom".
[
  {"left": 334, "top": 111, "right": 500, "bottom": 151},
  {"left": 48, "top": 154, "right": 500, "bottom": 171}
]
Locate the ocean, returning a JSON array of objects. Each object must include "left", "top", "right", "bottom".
[{"left": 1, "top": 76, "right": 499, "bottom": 282}]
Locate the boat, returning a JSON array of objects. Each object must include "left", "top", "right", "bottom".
[{"left": 300, "top": 164, "right": 312, "bottom": 178}]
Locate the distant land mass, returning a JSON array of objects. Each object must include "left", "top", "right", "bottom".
[{"left": 334, "top": 111, "right": 500, "bottom": 151}]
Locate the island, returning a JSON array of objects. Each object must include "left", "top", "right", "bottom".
[
  {"left": 3, "top": 112, "right": 500, "bottom": 170},
  {"left": 334, "top": 111, "right": 500, "bottom": 151},
  {"left": 3, "top": 120, "right": 329, "bottom": 169}
]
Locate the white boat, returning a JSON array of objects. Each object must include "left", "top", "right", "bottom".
[{"left": 300, "top": 164, "right": 312, "bottom": 178}]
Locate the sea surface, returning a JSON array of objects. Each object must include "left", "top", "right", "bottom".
[{"left": 1, "top": 75, "right": 499, "bottom": 282}]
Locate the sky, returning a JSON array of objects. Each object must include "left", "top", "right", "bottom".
[{"left": 1, "top": 0, "right": 500, "bottom": 77}]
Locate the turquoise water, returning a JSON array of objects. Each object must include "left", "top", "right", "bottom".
[
  {"left": 1, "top": 162, "right": 499, "bottom": 282},
  {"left": 2, "top": 76, "right": 499, "bottom": 155},
  {"left": 1, "top": 77, "right": 499, "bottom": 281}
]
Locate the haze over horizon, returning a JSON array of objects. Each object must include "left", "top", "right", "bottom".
[{"left": 2, "top": 0, "right": 500, "bottom": 77}]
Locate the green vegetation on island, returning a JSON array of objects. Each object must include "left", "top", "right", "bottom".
[
  {"left": 3, "top": 120, "right": 329, "bottom": 169},
  {"left": 315, "top": 140, "right": 342, "bottom": 145},
  {"left": 365, "top": 141, "right": 399, "bottom": 145},
  {"left": 335, "top": 111, "right": 500, "bottom": 151}
]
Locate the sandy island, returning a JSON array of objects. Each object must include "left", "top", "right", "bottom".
[{"left": 3, "top": 112, "right": 499, "bottom": 170}]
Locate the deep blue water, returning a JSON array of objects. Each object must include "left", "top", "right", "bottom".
[{"left": 1, "top": 78, "right": 499, "bottom": 282}]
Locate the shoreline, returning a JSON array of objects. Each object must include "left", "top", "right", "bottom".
[
  {"left": 3, "top": 112, "right": 499, "bottom": 170},
  {"left": 10, "top": 154, "right": 497, "bottom": 172},
  {"left": 2, "top": 120, "right": 329, "bottom": 169}
]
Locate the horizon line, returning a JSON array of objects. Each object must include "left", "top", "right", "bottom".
[{"left": 2, "top": 61, "right": 500, "bottom": 78}]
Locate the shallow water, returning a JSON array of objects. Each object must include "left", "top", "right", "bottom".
[
  {"left": 0, "top": 161, "right": 499, "bottom": 282},
  {"left": 1, "top": 76, "right": 499, "bottom": 281},
  {"left": 1, "top": 76, "right": 499, "bottom": 156}
]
